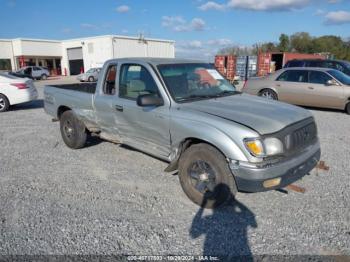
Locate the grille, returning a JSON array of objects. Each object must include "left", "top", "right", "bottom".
[{"left": 285, "top": 123, "right": 317, "bottom": 151}]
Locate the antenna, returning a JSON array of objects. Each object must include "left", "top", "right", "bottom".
[{"left": 138, "top": 31, "right": 147, "bottom": 44}]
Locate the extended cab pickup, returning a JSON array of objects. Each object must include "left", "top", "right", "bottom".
[{"left": 44, "top": 58, "right": 321, "bottom": 208}]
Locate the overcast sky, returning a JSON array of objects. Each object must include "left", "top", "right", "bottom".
[{"left": 0, "top": 0, "right": 349, "bottom": 60}]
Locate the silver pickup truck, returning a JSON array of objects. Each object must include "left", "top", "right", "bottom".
[{"left": 44, "top": 58, "right": 321, "bottom": 208}]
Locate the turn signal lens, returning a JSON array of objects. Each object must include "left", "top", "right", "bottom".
[
  {"left": 244, "top": 139, "right": 265, "bottom": 157},
  {"left": 263, "top": 178, "right": 281, "bottom": 188}
]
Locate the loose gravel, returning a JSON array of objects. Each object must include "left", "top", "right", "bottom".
[{"left": 0, "top": 78, "right": 349, "bottom": 257}]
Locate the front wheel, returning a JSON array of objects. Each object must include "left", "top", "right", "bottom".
[
  {"left": 0, "top": 94, "right": 10, "bottom": 112},
  {"left": 178, "top": 143, "right": 237, "bottom": 209},
  {"left": 60, "top": 110, "right": 87, "bottom": 149},
  {"left": 346, "top": 103, "right": 350, "bottom": 115},
  {"left": 259, "top": 89, "right": 278, "bottom": 100},
  {"left": 41, "top": 74, "right": 48, "bottom": 80}
]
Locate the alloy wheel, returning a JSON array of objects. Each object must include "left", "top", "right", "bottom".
[
  {"left": 188, "top": 160, "right": 217, "bottom": 195},
  {"left": 0, "top": 98, "right": 4, "bottom": 110}
]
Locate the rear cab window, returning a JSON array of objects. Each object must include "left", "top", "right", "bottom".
[{"left": 103, "top": 65, "right": 117, "bottom": 95}]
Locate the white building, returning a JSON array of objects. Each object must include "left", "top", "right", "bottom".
[{"left": 0, "top": 35, "right": 175, "bottom": 76}]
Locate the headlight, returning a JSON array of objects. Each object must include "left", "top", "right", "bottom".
[
  {"left": 244, "top": 137, "right": 284, "bottom": 157},
  {"left": 264, "top": 137, "right": 284, "bottom": 156},
  {"left": 244, "top": 138, "right": 265, "bottom": 157}
]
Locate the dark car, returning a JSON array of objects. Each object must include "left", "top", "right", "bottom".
[
  {"left": 8, "top": 71, "right": 34, "bottom": 80},
  {"left": 284, "top": 59, "right": 350, "bottom": 76}
]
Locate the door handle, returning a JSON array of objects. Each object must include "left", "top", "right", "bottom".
[
  {"left": 308, "top": 86, "right": 314, "bottom": 90},
  {"left": 115, "top": 105, "right": 123, "bottom": 112}
]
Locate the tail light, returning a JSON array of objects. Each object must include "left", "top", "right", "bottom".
[{"left": 11, "top": 83, "right": 28, "bottom": 89}]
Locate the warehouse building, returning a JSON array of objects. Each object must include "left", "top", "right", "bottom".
[{"left": 0, "top": 35, "right": 175, "bottom": 76}]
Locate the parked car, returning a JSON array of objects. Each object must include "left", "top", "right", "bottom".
[
  {"left": 0, "top": 73, "right": 38, "bottom": 112},
  {"left": 243, "top": 67, "right": 350, "bottom": 114},
  {"left": 44, "top": 58, "right": 320, "bottom": 208},
  {"left": 17, "top": 66, "right": 50, "bottom": 80},
  {"left": 77, "top": 68, "right": 101, "bottom": 82},
  {"left": 284, "top": 59, "right": 350, "bottom": 76}
]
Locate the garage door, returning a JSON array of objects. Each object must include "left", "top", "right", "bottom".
[{"left": 67, "top": 47, "right": 84, "bottom": 75}]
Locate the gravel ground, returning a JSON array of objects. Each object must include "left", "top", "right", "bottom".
[{"left": 0, "top": 77, "right": 349, "bottom": 258}]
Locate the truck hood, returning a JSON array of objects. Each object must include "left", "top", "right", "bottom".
[{"left": 180, "top": 94, "right": 312, "bottom": 135}]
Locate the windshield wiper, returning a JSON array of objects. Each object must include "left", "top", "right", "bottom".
[
  {"left": 212, "top": 90, "right": 241, "bottom": 97},
  {"left": 177, "top": 91, "right": 241, "bottom": 102},
  {"left": 177, "top": 94, "right": 214, "bottom": 102}
]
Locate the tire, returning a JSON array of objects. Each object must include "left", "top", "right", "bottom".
[
  {"left": 178, "top": 143, "right": 237, "bottom": 209},
  {"left": 60, "top": 110, "right": 87, "bottom": 149},
  {"left": 259, "top": 89, "right": 278, "bottom": 100},
  {"left": 0, "top": 94, "right": 10, "bottom": 113},
  {"left": 346, "top": 103, "right": 350, "bottom": 115},
  {"left": 41, "top": 74, "right": 48, "bottom": 80},
  {"left": 88, "top": 76, "right": 95, "bottom": 82}
]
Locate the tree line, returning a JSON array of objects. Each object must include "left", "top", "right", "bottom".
[{"left": 219, "top": 32, "right": 350, "bottom": 61}]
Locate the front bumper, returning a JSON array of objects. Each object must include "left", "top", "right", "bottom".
[{"left": 231, "top": 141, "right": 321, "bottom": 192}]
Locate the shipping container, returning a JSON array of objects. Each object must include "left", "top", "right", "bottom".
[
  {"left": 235, "top": 56, "right": 257, "bottom": 81},
  {"left": 257, "top": 52, "right": 326, "bottom": 76},
  {"left": 214, "top": 55, "right": 237, "bottom": 82}
]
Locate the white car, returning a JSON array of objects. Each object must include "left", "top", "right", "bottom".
[
  {"left": 17, "top": 66, "right": 50, "bottom": 80},
  {"left": 0, "top": 73, "right": 38, "bottom": 112}
]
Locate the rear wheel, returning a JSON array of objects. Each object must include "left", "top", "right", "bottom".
[
  {"left": 0, "top": 94, "right": 10, "bottom": 112},
  {"left": 259, "top": 89, "right": 278, "bottom": 100},
  {"left": 60, "top": 110, "right": 87, "bottom": 149},
  {"left": 178, "top": 143, "right": 237, "bottom": 209},
  {"left": 346, "top": 103, "right": 350, "bottom": 115},
  {"left": 88, "top": 76, "right": 95, "bottom": 82}
]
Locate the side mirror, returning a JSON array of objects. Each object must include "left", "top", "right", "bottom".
[
  {"left": 137, "top": 94, "right": 164, "bottom": 107},
  {"left": 326, "top": 79, "right": 338, "bottom": 86}
]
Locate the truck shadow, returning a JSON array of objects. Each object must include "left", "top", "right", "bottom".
[
  {"left": 85, "top": 135, "right": 104, "bottom": 148},
  {"left": 190, "top": 184, "right": 257, "bottom": 260},
  {"left": 10, "top": 99, "right": 44, "bottom": 111}
]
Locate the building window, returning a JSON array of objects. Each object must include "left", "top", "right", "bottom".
[{"left": 0, "top": 59, "right": 12, "bottom": 71}]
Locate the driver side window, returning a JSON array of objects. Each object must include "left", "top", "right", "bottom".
[{"left": 119, "top": 64, "right": 160, "bottom": 100}]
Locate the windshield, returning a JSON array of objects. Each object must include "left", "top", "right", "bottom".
[
  {"left": 157, "top": 63, "right": 238, "bottom": 103},
  {"left": 327, "top": 69, "right": 350, "bottom": 85},
  {"left": 86, "top": 68, "right": 95, "bottom": 73}
]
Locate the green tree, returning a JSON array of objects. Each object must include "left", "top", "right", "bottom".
[
  {"left": 278, "top": 34, "right": 290, "bottom": 52},
  {"left": 290, "top": 32, "right": 313, "bottom": 53},
  {"left": 312, "top": 36, "right": 349, "bottom": 60}
]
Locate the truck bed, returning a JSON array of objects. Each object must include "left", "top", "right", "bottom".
[{"left": 50, "top": 83, "right": 96, "bottom": 94}]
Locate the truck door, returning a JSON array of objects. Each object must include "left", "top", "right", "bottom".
[
  {"left": 114, "top": 62, "right": 171, "bottom": 158},
  {"left": 94, "top": 63, "right": 122, "bottom": 141}
]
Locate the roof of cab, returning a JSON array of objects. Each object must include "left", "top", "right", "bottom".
[{"left": 108, "top": 57, "right": 206, "bottom": 65}]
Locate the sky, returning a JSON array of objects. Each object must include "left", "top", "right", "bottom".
[{"left": 0, "top": 0, "right": 349, "bottom": 60}]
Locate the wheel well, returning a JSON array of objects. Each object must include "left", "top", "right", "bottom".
[
  {"left": 57, "top": 106, "right": 71, "bottom": 119},
  {"left": 180, "top": 138, "right": 227, "bottom": 160},
  {"left": 0, "top": 93, "right": 10, "bottom": 105},
  {"left": 259, "top": 88, "right": 278, "bottom": 97},
  {"left": 165, "top": 137, "right": 231, "bottom": 173}
]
